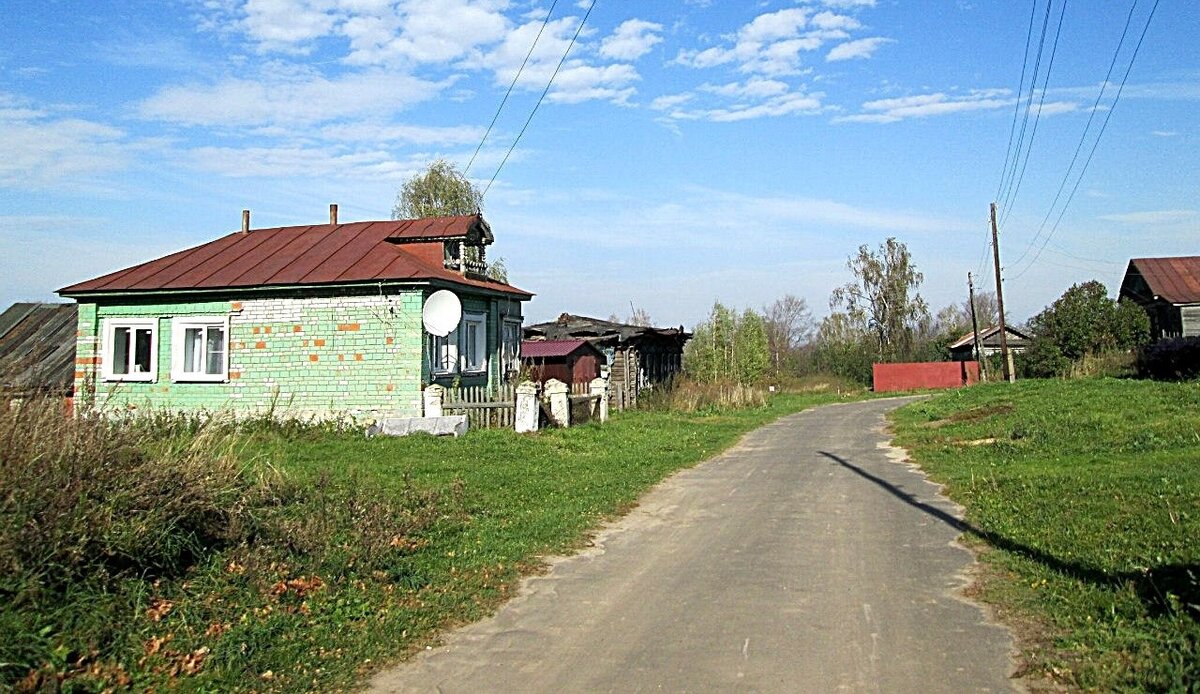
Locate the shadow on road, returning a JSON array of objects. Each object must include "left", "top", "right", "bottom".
[{"left": 818, "top": 451, "right": 1198, "bottom": 621}]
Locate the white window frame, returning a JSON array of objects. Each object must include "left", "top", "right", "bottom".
[
  {"left": 501, "top": 318, "right": 522, "bottom": 379},
  {"left": 431, "top": 327, "right": 460, "bottom": 376},
  {"left": 462, "top": 312, "right": 488, "bottom": 374},
  {"left": 101, "top": 318, "right": 158, "bottom": 382},
  {"left": 170, "top": 316, "right": 230, "bottom": 382}
]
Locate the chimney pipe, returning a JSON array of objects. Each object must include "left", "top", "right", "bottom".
[
  {"left": 329, "top": 203, "right": 338, "bottom": 225},
  {"left": 241, "top": 209, "right": 250, "bottom": 234}
]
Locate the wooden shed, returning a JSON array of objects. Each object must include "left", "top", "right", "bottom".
[
  {"left": 524, "top": 313, "right": 691, "bottom": 409},
  {"left": 948, "top": 325, "right": 1031, "bottom": 362},
  {"left": 1120, "top": 256, "right": 1200, "bottom": 340},
  {"left": 0, "top": 302, "right": 78, "bottom": 397},
  {"left": 520, "top": 339, "right": 605, "bottom": 385}
]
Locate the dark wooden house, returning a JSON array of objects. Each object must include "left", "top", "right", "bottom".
[
  {"left": 519, "top": 339, "right": 605, "bottom": 385},
  {"left": 948, "top": 325, "right": 1031, "bottom": 362},
  {"left": 1119, "top": 256, "right": 1200, "bottom": 340},
  {"left": 0, "top": 302, "right": 78, "bottom": 396},
  {"left": 524, "top": 313, "right": 690, "bottom": 408}
]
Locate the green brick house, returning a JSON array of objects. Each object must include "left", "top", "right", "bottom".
[{"left": 59, "top": 211, "right": 532, "bottom": 420}]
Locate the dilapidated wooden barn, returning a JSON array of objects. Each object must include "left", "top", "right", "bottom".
[
  {"left": 0, "top": 302, "right": 78, "bottom": 396},
  {"left": 524, "top": 313, "right": 690, "bottom": 408}
]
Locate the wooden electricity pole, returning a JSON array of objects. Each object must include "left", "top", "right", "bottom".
[
  {"left": 990, "top": 202, "right": 1015, "bottom": 382},
  {"left": 968, "top": 272, "right": 988, "bottom": 381}
]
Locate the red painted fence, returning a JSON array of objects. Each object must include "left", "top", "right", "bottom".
[{"left": 872, "top": 361, "right": 980, "bottom": 393}]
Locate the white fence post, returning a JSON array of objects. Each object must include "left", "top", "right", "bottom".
[
  {"left": 423, "top": 384, "right": 445, "bottom": 418},
  {"left": 515, "top": 381, "right": 540, "bottom": 433},
  {"left": 590, "top": 377, "right": 609, "bottom": 423},
  {"left": 544, "top": 379, "right": 570, "bottom": 427}
]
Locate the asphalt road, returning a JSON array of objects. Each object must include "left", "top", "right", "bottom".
[{"left": 369, "top": 397, "right": 1018, "bottom": 693}]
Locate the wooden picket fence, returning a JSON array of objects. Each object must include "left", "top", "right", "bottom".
[
  {"left": 443, "top": 383, "right": 516, "bottom": 430},
  {"left": 441, "top": 381, "right": 605, "bottom": 430}
]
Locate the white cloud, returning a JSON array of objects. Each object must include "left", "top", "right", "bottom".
[
  {"left": 0, "top": 94, "right": 132, "bottom": 191},
  {"left": 701, "top": 77, "right": 790, "bottom": 100},
  {"left": 1097, "top": 209, "right": 1198, "bottom": 225},
  {"left": 242, "top": 0, "right": 338, "bottom": 51},
  {"left": 825, "top": 36, "right": 893, "bottom": 62},
  {"left": 185, "top": 144, "right": 428, "bottom": 179},
  {"left": 544, "top": 63, "right": 639, "bottom": 104},
  {"left": 318, "top": 122, "right": 484, "bottom": 144},
  {"left": 1151, "top": 130, "right": 1178, "bottom": 137},
  {"left": 834, "top": 89, "right": 1080, "bottom": 123},
  {"left": 138, "top": 69, "right": 446, "bottom": 127},
  {"left": 599, "top": 19, "right": 663, "bottom": 61},
  {"left": 665, "top": 89, "right": 824, "bottom": 123},
  {"left": 342, "top": 0, "right": 511, "bottom": 65},
  {"left": 649, "top": 93, "right": 695, "bottom": 111},
  {"left": 675, "top": 6, "right": 869, "bottom": 76}
]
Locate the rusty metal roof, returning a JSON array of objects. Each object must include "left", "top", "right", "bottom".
[
  {"left": 0, "top": 302, "right": 77, "bottom": 395},
  {"left": 58, "top": 214, "right": 530, "bottom": 298},
  {"left": 520, "top": 339, "right": 598, "bottom": 359},
  {"left": 1126, "top": 257, "right": 1200, "bottom": 305}
]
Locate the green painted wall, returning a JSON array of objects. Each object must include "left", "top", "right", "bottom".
[{"left": 74, "top": 288, "right": 525, "bottom": 420}]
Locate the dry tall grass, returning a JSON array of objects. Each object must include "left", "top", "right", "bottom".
[{"left": 644, "top": 378, "right": 767, "bottom": 413}]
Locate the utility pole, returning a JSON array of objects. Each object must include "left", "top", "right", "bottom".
[
  {"left": 990, "top": 202, "right": 1015, "bottom": 382},
  {"left": 968, "top": 272, "right": 988, "bottom": 381}
]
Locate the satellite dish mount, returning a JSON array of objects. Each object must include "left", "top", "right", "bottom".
[{"left": 422, "top": 290, "right": 462, "bottom": 337}]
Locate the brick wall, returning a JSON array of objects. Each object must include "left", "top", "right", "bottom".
[
  {"left": 872, "top": 361, "right": 980, "bottom": 393},
  {"left": 75, "top": 290, "right": 427, "bottom": 420}
]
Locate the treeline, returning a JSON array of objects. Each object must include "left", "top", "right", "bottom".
[{"left": 683, "top": 238, "right": 1154, "bottom": 386}]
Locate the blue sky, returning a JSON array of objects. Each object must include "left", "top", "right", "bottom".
[{"left": 1, "top": 0, "right": 1196, "bottom": 328}]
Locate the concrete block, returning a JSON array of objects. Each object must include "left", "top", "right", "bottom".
[{"left": 368, "top": 414, "right": 468, "bottom": 438}]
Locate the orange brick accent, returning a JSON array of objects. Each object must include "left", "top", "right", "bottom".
[
  {"left": 255, "top": 341, "right": 266, "bottom": 349},
  {"left": 231, "top": 301, "right": 243, "bottom": 312},
  {"left": 309, "top": 354, "right": 319, "bottom": 362},
  {"left": 301, "top": 340, "right": 309, "bottom": 347},
  {"left": 293, "top": 325, "right": 302, "bottom": 333},
  {"left": 354, "top": 354, "right": 363, "bottom": 361},
  {"left": 314, "top": 339, "right": 326, "bottom": 347},
  {"left": 264, "top": 326, "right": 272, "bottom": 334},
  {"left": 229, "top": 371, "right": 241, "bottom": 379},
  {"left": 252, "top": 327, "right": 260, "bottom": 334},
  {"left": 386, "top": 336, "right": 394, "bottom": 345},
  {"left": 338, "top": 354, "right": 345, "bottom": 361},
  {"left": 74, "top": 370, "right": 85, "bottom": 379},
  {"left": 337, "top": 323, "right": 360, "bottom": 331},
  {"left": 75, "top": 356, "right": 100, "bottom": 365},
  {"left": 385, "top": 384, "right": 394, "bottom": 392}
]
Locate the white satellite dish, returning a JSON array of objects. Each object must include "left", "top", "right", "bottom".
[{"left": 422, "top": 290, "right": 462, "bottom": 337}]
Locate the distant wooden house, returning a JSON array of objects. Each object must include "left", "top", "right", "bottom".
[
  {"left": 520, "top": 339, "right": 605, "bottom": 385},
  {"left": 948, "top": 325, "right": 1031, "bottom": 362},
  {"left": 0, "top": 302, "right": 78, "bottom": 397},
  {"left": 1119, "top": 256, "right": 1200, "bottom": 340},
  {"left": 524, "top": 313, "right": 690, "bottom": 408}
]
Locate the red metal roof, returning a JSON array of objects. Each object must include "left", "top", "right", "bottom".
[
  {"left": 1128, "top": 257, "right": 1200, "bottom": 305},
  {"left": 520, "top": 339, "right": 595, "bottom": 358},
  {"left": 58, "top": 215, "right": 531, "bottom": 298}
]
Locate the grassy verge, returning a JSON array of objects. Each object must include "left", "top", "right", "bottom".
[
  {"left": 890, "top": 378, "right": 1200, "bottom": 691},
  {"left": 3, "top": 388, "right": 859, "bottom": 692}
]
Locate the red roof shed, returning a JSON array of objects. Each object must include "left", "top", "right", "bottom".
[{"left": 521, "top": 339, "right": 605, "bottom": 385}]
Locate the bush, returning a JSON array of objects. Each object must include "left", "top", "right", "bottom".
[{"left": 1137, "top": 337, "right": 1200, "bottom": 381}]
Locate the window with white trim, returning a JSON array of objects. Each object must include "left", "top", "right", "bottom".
[
  {"left": 171, "top": 317, "right": 229, "bottom": 382},
  {"left": 462, "top": 312, "right": 487, "bottom": 373},
  {"left": 102, "top": 318, "right": 158, "bottom": 382},
  {"left": 501, "top": 318, "right": 522, "bottom": 379},
  {"left": 431, "top": 327, "right": 460, "bottom": 375}
]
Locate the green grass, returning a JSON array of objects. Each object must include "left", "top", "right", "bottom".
[
  {"left": 4, "top": 389, "right": 859, "bottom": 692},
  {"left": 890, "top": 378, "right": 1200, "bottom": 692}
]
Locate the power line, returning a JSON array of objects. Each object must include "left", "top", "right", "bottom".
[
  {"left": 464, "top": 0, "right": 559, "bottom": 176},
  {"left": 999, "top": 0, "right": 1069, "bottom": 224},
  {"left": 483, "top": 0, "right": 596, "bottom": 199},
  {"left": 994, "top": 0, "right": 1041, "bottom": 202},
  {"left": 1007, "top": 0, "right": 1142, "bottom": 273},
  {"left": 1008, "top": 0, "right": 1159, "bottom": 281},
  {"left": 996, "top": 0, "right": 1055, "bottom": 216}
]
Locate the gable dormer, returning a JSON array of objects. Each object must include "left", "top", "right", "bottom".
[{"left": 384, "top": 214, "right": 495, "bottom": 279}]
